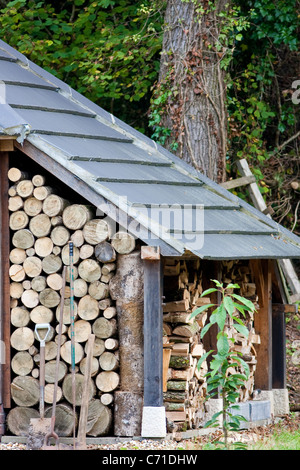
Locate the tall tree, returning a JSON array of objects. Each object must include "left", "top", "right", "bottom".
[{"left": 151, "top": 0, "right": 230, "bottom": 182}]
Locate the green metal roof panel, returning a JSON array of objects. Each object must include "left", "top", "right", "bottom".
[
  {"left": 32, "top": 134, "right": 170, "bottom": 164},
  {"left": 72, "top": 160, "right": 201, "bottom": 185},
  {"left": 14, "top": 108, "right": 132, "bottom": 141},
  {"left": 6, "top": 85, "right": 95, "bottom": 116},
  {"left": 181, "top": 233, "right": 300, "bottom": 260},
  {"left": 101, "top": 182, "right": 240, "bottom": 207}
]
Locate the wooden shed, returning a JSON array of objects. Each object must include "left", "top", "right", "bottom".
[{"left": 0, "top": 40, "right": 300, "bottom": 440}]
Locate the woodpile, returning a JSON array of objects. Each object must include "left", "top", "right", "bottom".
[
  {"left": 6, "top": 168, "right": 136, "bottom": 437},
  {"left": 163, "top": 258, "right": 261, "bottom": 431},
  {"left": 221, "top": 260, "right": 261, "bottom": 402}
]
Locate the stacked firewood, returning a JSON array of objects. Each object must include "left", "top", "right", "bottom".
[
  {"left": 6, "top": 167, "right": 135, "bottom": 437},
  {"left": 163, "top": 259, "right": 208, "bottom": 430},
  {"left": 221, "top": 260, "right": 261, "bottom": 402}
]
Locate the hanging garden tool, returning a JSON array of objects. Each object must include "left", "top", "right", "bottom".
[
  {"left": 42, "top": 267, "right": 70, "bottom": 450},
  {"left": 76, "top": 333, "right": 95, "bottom": 450},
  {"left": 69, "top": 241, "right": 77, "bottom": 449},
  {"left": 26, "top": 323, "right": 52, "bottom": 450}
]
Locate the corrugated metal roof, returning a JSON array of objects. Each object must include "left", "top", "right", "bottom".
[{"left": 0, "top": 39, "right": 300, "bottom": 260}]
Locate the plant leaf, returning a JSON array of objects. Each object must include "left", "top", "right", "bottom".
[
  {"left": 200, "top": 288, "right": 218, "bottom": 297},
  {"left": 217, "top": 334, "right": 229, "bottom": 357},
  {"left": 189, "top": 303, "right": 215, "bottom": 320},
  {"left": 223, "top": 295, "right": 235, "bottom": 316},
  {"left": 233, "top": 322, "right": 249, "bottom": 338},
  {"left": 231, "top": 294, "right": 256, "bottom": 311}
]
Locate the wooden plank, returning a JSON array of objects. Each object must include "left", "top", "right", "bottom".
[
  {"left": 141, "top": 246, "right": 161, "bottom": 260},
  {"left": 163, "top": 299, "right": 189, "bottom": 312},
  {"left": 253, "top": 259, "right": 272, "bottom": 390},
  {"left": 143, "top": 253, "right": 163, "bottom": 407},
  {"left": 0, "top": 140, "right": 15, "bottom": 152},
  {"left": 236, "top": 159, "right": 269, "bottom": 213},
  {"left": 220, "top": 175, "right": 256, "bottom": 190},
  {"left": 278, "top": 259, "right": 300, "bottom": 302},
  {"left": 271, "top": 260, "right": 288, "bottom": 304},
  {"left": 0, "top": 151, "right": 11, "bottom": 408},
  {"left": 237, "top": 158, "right": 300, "bottom": 300}
]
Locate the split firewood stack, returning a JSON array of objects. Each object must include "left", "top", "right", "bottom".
[
  {"left": 6, "top": 167, "right": 135, "bottom": 437},
  {"left": 221, "top": 260, "right": 261, "bottom": 402},
  {"left": 163, "top": 259, "right": 208, "bottom": 431},
  {"left": 163, "top": 258, "right": 261, "bottom": 431}
]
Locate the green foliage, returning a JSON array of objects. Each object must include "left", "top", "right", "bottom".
[
  {"left": 0, "top": 0, "right": 298, "bottom": 231},
  {"left": 191, "top": 280, "right": 256, "bottom": 450},
  {"left": 0, "top": 0, "right": 164, "bottom": 130},
  {"left": 227, "top": 0, "right": 300, "bottom": 231}
]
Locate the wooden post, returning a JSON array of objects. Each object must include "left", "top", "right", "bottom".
[
  {"left": 272, "top": 304, "right": 286, "bottom": 389},
  {"left": 141, "top": 246, "right": 166, "bottom": 438},
  {"left": 109, "top": 250, "right": 144, "bottom": 437},
  {"left": 0, "top": 151, "right": 11, "bottom": 432},
  {"left": 250, "top": 259, "right": 272, "bottom": 390}
]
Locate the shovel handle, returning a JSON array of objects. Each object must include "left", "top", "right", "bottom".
[{"left": 39, "top": 344, "right": 45, "bottom": 419}]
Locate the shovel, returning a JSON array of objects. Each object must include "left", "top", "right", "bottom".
[{"left": 26, "top": 323, "right": 52, "bottom": 450}]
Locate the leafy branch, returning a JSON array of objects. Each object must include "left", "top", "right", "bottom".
[{"left": 190, "top": 279, "right": 256, "bottom": 450}]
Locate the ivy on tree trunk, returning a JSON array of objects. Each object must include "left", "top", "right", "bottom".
[{"left": 155, "top": 0, "right": 229, "bottom": 183}]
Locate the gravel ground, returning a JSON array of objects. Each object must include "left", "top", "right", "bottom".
[
  {"left": 1, "top": 415, "right": 299, "bottom": 450},
  {"left": 0, "top": 432, "right": 257, "bottom": 450},
  {"left": 0, "top": 438, "right": 188, "bottom": 451}
]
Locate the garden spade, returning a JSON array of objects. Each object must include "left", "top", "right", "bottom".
[{"left": 26, "top": 323, "right": 52, "bottom": 450}]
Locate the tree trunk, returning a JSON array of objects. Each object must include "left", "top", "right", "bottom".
[{"left": 157, "top": 0, "right": 228, "bottom": 182}]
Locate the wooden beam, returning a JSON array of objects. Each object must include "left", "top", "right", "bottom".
[
  {"left": 141, "top": 246, "right": 161, "bottom": 260},
  {"left": 236, "top": 159, "right": 269, "bottom": 213},
  {"left": 271, "top": 260, "right": 288, "bottom": 304},
  {"left": 253, "top": 259, "right": 272, "bottom": 390},
  {"left": 143, "top": 251, "right": 163, "bottom": 407},
  {"left": 0, "top": 151, "right": 11, "bottom": 409},
  {"left": 249, "top": 259, "right": 265, "bottom": 307},
  {"left": 0, "top": 139, "right": 15, "bottom": 152},
  {"left": 220, "top": 174, "right": 256, "bottom": 190}
]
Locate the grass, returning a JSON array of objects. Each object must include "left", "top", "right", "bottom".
[
  {"left": 181, "top": 414, "right": 300, "bottom": 450},
  {"left": 250, "top": 428, "right": 300, "bottom": 450}
]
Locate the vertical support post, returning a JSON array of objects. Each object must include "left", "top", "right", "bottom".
[
  {"left": 272, "top": 304, "right": 286, "bottom": 389},
  {"left": 251, "top": 259, "right": 272, "bottom": 390},
  {"left": 0, "top": 151, "right": 11, "bottom": 436},
  {"left": 141, "top": 246, "right": 166, "bottom": 438}
]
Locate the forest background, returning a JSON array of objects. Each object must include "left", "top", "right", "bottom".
[{"left": 0, "top": 0, "right": 299, "bottom": 239}]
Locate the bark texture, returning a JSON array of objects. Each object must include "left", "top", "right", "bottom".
[{"left": 158, "top": 0, "right": 228, "bottom": 182}]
